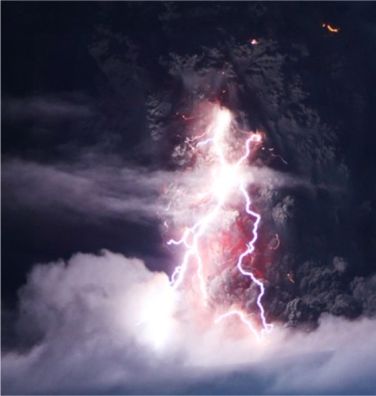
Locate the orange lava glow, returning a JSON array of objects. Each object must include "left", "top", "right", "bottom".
[{"left": 322, "top": 23, "right": 340, "bottom": 33}]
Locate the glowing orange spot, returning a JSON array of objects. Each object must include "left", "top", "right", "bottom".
[
  {"left": 322, "top": 23, "right": 340, "bottom": 33},
  {"left": 328, "top": 24, "right": 340, "bottom": 33}
]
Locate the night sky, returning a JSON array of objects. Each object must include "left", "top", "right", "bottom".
[{"left": 2, "top": 2, "right": 376, "bottom": 394}]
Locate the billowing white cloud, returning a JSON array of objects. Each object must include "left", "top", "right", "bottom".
[{"left": 2, "top": 250, "right": 376, "bottom": 394}]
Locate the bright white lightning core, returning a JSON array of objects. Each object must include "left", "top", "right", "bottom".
[
  {"left": 167, "top": 105, "right": 273, "bottom": 338},
  {"left": 137, "top": 275, "right": 177, "bottom": 350}
]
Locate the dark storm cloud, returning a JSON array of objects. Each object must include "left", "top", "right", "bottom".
[
  {"left": 351, "top": 275, "right": 376, "bottom": 317},
  {"left": 272, "top": 195, "right": 295, "bottom": 227},
  {"left": 282, "top": 258, "right": 362, "bottom": 326},
  {"left": 153, "top": 34, "right": 348, "bottom": 187}
]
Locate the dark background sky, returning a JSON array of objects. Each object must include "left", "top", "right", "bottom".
[{"left": 2, "top": 1, "right": 376, "bottom": 323}]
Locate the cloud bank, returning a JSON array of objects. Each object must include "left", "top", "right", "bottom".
[
  {"left": 2, "top": 250, "right": 376, "bottom": 394},
  {"left": 2, "top": 156, "right": 308, "bottom": 225}
]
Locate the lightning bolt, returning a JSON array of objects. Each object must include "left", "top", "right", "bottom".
[
  {"left": 168, "top": 105, "right": 272, "bottom": 337},
  {"left": 216, "top": 182, "right": 272, "bottom": 335}
]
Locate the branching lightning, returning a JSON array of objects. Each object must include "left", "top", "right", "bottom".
[{"left": 167, "top": 105, "right": 273, "bottom": 337}]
